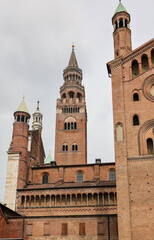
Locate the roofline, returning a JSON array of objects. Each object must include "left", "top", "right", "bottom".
[{"left": 32, "top": 162, "right": 115, "bottom": 170}]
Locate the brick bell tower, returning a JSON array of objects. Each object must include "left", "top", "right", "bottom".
[
  {"left": 5, "top": 98, "right": 30, "bottom": 210},
  {"left": 112, "top": 0, "right": 132, "bottom": 58},
  {"left": 54, "top": 45, "right": 87, "bottom": 165}
]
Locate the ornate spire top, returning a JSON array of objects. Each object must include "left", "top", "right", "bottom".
[
  {"left": 68, "top": 44, "right": 78, "bottom": 67},
  {"left": 37, "top": 100, "right": 40, "bottom": 111}
]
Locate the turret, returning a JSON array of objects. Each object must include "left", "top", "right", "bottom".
[
  {"left": 112, "top": 1, "right": 132, "bottom": 58},
  {"left": 5, "top": 98, "right": 30, "bottom": 210},
  {"left": 32, "top": 101, "right": 43, "bottom": 130},
  {"left": 12, "top": 98, "right": 30, "bottom": 188}
]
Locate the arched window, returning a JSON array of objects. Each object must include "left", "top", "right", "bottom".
[
  {"left": 133, "top": 92, "right": 139, "bottom": 101},
  {"left": 132, "top": 60, "right": 139, "bottom": 78},
  {"left": 64, "top": 122, "right": 67, "bottom": 130},
  {"left": 69, "top": 91, "right": 75, "bottom": 98},
  {"left": 116, "top": 123, "right": 123, "bottom": 141},
  {"left": 21, "top": 115, "right": 25, "bottom": 122},
  {"left": 133, "top": 115, "right": 139, "bottom": 126},
  {"left": 62, "top": 93, "right": 66, "bottom": 99},
  {"left": 142, "top": 54, "right": 149, "bottom": 72},
  {"left": 42, "top": 174, "right": 48, "bottom": 184},
  {"left": 72, "top": 144, "right": 78, "bottom": 151},
  {"left": 62, "top": 144, "right": 68, "bottom": 152},
  {"left": 147, "top": 138, "right": 153, "bottom": 155},
  {"left": 17, "top": 115, "right": 20, "bottom": 122},
  {"left": 71, "top": 122, "right": 74, "bottom": 129},
  {"left": 77, "top": 92, "right": 82, "bottom": 101},
  {"left": 119, "top": 19, "right": 123, "bottom": 28},
  {"left": 77, "top": 172, "right": 83, "bottom": 183},
  {"left": 109, "top": 169, "right": 116, "bottom": 181},
  {"left": 151, "top": 49, "right": 154, "bottom": 67}
]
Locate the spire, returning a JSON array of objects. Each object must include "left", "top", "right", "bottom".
[
  {"left": 68, "top": 44, "right": 78, "bottom": 67},
  {"left": 63, "top": 44, "right": 82, "bottom": 83},
  {"left": 32, "top": 101, "right": 43, "bottom": 130},
  {"left": 45, "top": 151, "right": 53, "bottom": 164},
  {"left": 16, "top": 97, "right": 29, "bottom": 114},
  {"left": 114, "top": 1, "right": 128, "bottom": 15}
]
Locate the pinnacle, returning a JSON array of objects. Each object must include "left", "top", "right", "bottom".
[
  {"left": 114, "top": 2, "right": 128, "bottom": 15},
  {"left": 68, "top": 46, "right": 78, "bottom": 67}
]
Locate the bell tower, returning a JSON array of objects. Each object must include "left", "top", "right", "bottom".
[
  {"left": 112, "top": 1, "right": 132, "bottom": 58},
  {"left": 54, "top": 45, "right": 87, "bottom": 165}
]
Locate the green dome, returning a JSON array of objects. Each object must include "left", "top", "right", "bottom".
[
  {"left": 114, "top": 2, "right": 128, "bottom": 15},
  {"left": 45, "top": 152, "right": 53, "bottom": 164}
]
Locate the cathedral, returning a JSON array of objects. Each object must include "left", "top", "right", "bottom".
[{"left": 0, "top": 2, "right": 154, "bottom": 240}]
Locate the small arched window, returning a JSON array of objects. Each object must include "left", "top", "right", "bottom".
[
  {"left": 142, "top": 54, "right": 149, "bottom": 72},
  {"left": 151, "top": 49, "right": 154, "bottom": 67},
  {"left": 116, "top": 123, "right": 123, "bottom": 141},
  {"left": 109, "top": 169, "right": 116, "bottom": 181},
  {"left": 69, "top": 91, "right": 75, "bottom": 98},
  {"left": 133, "top": 115, "right": 139, "bottom": 126},
  {"left": 17, "top": 115, "right": 20, "bottom": 122},
  {"left": 42, "top": 174, "right": 48, "bottom": 184},
  {"left": 64, "top": 122, "right": 67, "bottom": 130},
  {"left": 77, "top": 92, "right": 82, "bottom": 101},
  {"left": 74, "top": 122, "right": 77, "bottom": 129},
  {"left": 125, "top": 19, "right": 128, "bottom": 27},
  {"left": 147, "top": 138, "right": 153, "bottom": 155},
  {"left": 62, "top": 93, "right": 66, "bottom": 99},
  {"left": 77, "top": 172, "right": 83, "bottom": 183},
  {"left": 72, "top": 144, "right": 78, "bottom": 151},
  {"left": 62, "top": 144, "right": 68, "bottom": 152},
  {"left": 132, "top": 60, "right": 139, "bottom": 78},
  {"left": 21, "top": 115, "right": 25, "bottom": 122},
  {"left": 133, "top": 92, "right": 139, "bottom": 101},
  {"left": 119, "top": 19, "right": 123, "bottom": 28}
]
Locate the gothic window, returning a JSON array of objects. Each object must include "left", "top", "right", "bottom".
[
  {"left": 42, "top": 174, "right": 48, "bottom": 184},
  {"left": 68, "top": 122, "right": 70, "bottom": 129},
  {"left": 64, "top": 122, "right": 67, "bottom": 130},
  {"left": 147, "top": 138, "right": 153, "bottom": 155},
  {"left": 116, "top": 123, "right": 123, "bottom": 141},
  {"left": 133, "top": 115, "right": 139, "bottom": 126},
  {"left": 142, "top": 54, "right": 149, "bottom": 72},
  {"left": 109, "top": 169, "right": 116, "bottom": 181},
  {"left": 74, "top": 122, "right": 77, "bottom": 129},
  {"left": 71, "top": 122, "right": 74, "bottom": 129},
  {"left": 77, "top": 172, "right": 83, "bottom": 183},
  {"left": 151, "top": 49, "right": 154, "bottom": 67},
  {"left": 132, "top": 60, "right": 139, "bottom": 78},
  {"left": 133, "top": 92, "right": 139, "bottom": 101}
]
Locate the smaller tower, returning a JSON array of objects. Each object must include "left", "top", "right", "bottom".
[
  {"left": 5, "top": 98, "right": 30, "bottom": 210},
  {"left": 45, "top": 151, "right": 53, "bottom": 164},
  {"left": 112, "top": 1, "right": 132, "bottom": 58},
  {"left": 32, "top": 101, "right": 43, "bottom": 130}
]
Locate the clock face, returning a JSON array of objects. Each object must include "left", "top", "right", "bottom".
[{"left": 142, "top": 75, "right": 154, "bottom": 102}]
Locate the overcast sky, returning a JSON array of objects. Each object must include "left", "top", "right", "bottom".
[{"left": 0, "top": 0, "right": 153, "bottom": 201}]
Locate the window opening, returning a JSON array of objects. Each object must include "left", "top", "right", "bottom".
[
  {"left": 147, "top": 138, "right": 153, "bottom": 155},
  {"left": 133, "top": 115, "right": 139, "bottom": 126},
  {"left": 133, "top": 92, "right": 139, "bottom": 101},
  {"left": 43, "top": 174, "right": 48, "bottom": 184},
  {"left": 77, "top": 172, "right": 83, "bottom": 183}
]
